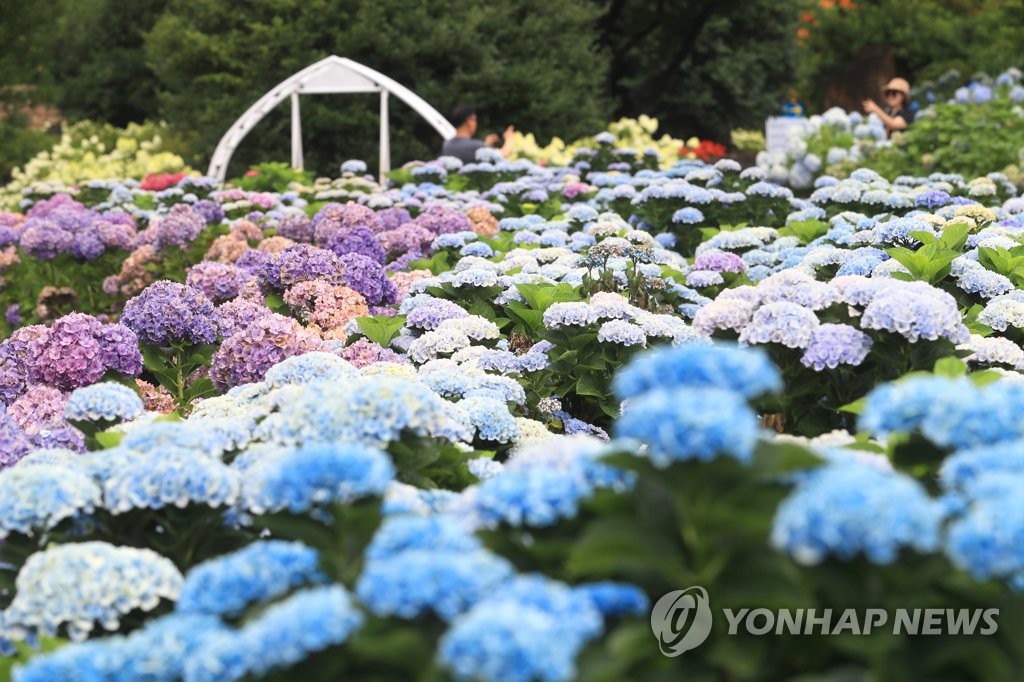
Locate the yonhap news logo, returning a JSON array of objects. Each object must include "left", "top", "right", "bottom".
[
  {"left": 650, "top": 586, "right": 713, "bottom": 656},
  {"left": 651, "top": 586, "right": 999, "bottom": 656}
]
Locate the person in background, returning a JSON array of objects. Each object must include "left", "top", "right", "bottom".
[
  {"left": 781, "top": 89, "right": 807, "bottom": 117},
  {"left": 441, "top": 104, "right": 514, "bottom": 163},
  {"left": 863, "top": 77, "right": 915, "bottom": 137}
]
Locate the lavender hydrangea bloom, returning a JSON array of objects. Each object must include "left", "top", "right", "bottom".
[
  {"left": 692, "top": 251, "right": 746, "bottom": 273},
  {"left": 321, "top": 225, "right": 387, "bottom": 264},
  {"left": 338, "top": 252, "right": 398, "bottom": 306},
  {"left": 738, "top": 302, "right": 820, "bottom": 349},
  {"left": 121, "top": 280, "right": 217, "bottom": 346},
  {"left": 263, "top": 244, "right": 346, "bottom": 292},
  {"left": 0, "top": 411, "right": 34, "bottom": 468},
  {"left": 193, "top": 199, "right": 225, "bottom": 225},
  {"left": 0, "top": 344, "right": 28, "bottom": 405},
  {"left": 26, "top": 314, "right": 108, "bottom": 390},
  {"left": 147, "top": 204, "right": 207, "bottom": 251},
  {"left": 406, "top": 298, "right": 469, "bottom": 330},
  {"left": 313, "top": 202, "right": 384, "bottom": 240},
  {"left": 800, "top": 324, "right": 873, "bottom": 370},
  {"left": 414, "top": 204, "right": 473, "bottom": 236},
  {"left": 215, "top": 298, "right": 272, "bottom": 338},
  {"left": 186, "top": 261, "right": 250, "bottom": 303},
  {"left": 210, "top": 314, "right": 321, "bottom": 390}
]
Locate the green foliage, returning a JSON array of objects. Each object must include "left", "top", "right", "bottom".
[
  {"left": 45, "top": 0, "right": 165, "bottom": 126},
  {"left": 230, "top": 162, "right": 314, "bottom": 193},
  {"left": 798, "top": 0, "right": 1024, "bottom": 112},
  {"left": 144, "top": 0, "right": 611, "bottom": 177},
  {"left": 597, "top": 0, "right": 802, "bottom": 142},
  {"left": 867, "top": 95, "right": 1024, "bottom": 180},
  {"left": 885, "top": 223, "right": 970, "bottom": 285},
  {"left": 0, "top": 114, "right": 53, "bottom": 182}
]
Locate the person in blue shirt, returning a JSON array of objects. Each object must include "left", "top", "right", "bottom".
[{"left": 441, "top": 105, "right": 514, "bottom": 163}]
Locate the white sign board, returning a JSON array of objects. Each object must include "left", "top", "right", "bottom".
[{"left": 765, "top": 116, "right": 807, "bottom": 155}]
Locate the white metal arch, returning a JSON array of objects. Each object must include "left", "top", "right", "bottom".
[{"left": 206, "top": 55, "right": 456, "bottom": 184}]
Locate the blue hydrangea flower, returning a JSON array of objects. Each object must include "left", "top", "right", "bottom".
[
  {"left": 940, "top": 439, "right": 1024, "bottom": 492},
  {"left": 4, "top": 542, "right": 183, "bottom": 641},
  {"left": 859, "top": 376, "right": 973, "bottom": 438},
  {"left": 438, "top": 575, "right": 604, "bottom": 682},
  {"left": 771, "top": 462, "right": 944, "bottom": 565},
  {"left": 457, "top": 396, "right": 520, "bottom": 443},
  {"left": 64, "top": 382, "right": 144, "bottom": 423},
  {"left": 13, "top": 613, "right": 229, "bottom": 682},
  {"left": 860, "top": 282, "right": 968, "bottom": 343},
  {"left": 0, "top": 464, "right": 101, "bottom": 540},
  {"left": 102, "top": 448, "right": 240, "bottom": 514},
  {"left": 800, "top": 323, "right": 873, "bottom": 370},
  {"left": 738, "top": 301, "right": 820, "bottom": 349},
  {"left": 597, "top": 319, "right": 647, "bottom": 346},
  {"left": 177, "top": 541, "right": 326, "bottom": 618},
  {"left": 468, "top": 436, "right": 634, "bottom": 528},
  {"left": 672, "top": 207, "right": 705, "bottom": 224},
  {"left": 356, "top": 515, "right": 514, "bottom": 620},
  {"left": 615, "top": 386, "right": 759, "bottom": 466},
  {"left": 575, "top": 581, "right": 650, "bottom": 617},
  {"left": 240, "top": 441, "right": 394, "bottom": 515},
  {"left": 254, "top": 376, "right": 464, "bottom": 447},
  {"left": 612, "top": 343, "right": 781, "bottom": 400},
  {"left": 921, "top": 381, "right": 1024, "bottom": 449},
  {"left": 184, "top": 586, "right": 364, "bottom": 682},
  {"left": 262, "top": 352, "right": 358, "bottom": 388},
  {"left": 945, "top": 473, "right": 1024, "bottom": 587}
]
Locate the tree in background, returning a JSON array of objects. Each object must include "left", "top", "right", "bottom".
[
  {"left": 46, "top": 0, "right": 166, "bottom": 126},
  {"left": 595, "top": 0, "right": 802, "bottom": 143},
  {"left": 144, "top": 0, "right": 611, "bottom": 177},
  {"left": 797, "top": 0, "right": 1024, "bottom": 113}
]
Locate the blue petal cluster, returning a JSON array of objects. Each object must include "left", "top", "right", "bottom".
[
  {"left": 771, "top": 462, "right": 944, "bottom": 565},
  {"left": 177, "top": 541, "right": 325, "bottom": 618}
]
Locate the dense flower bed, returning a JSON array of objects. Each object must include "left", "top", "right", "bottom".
[{"left": 2, "top": 136, "right": 1024, "bottom": 680}]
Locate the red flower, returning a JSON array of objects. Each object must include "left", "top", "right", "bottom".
[
  {"left": 245, "top": 169, "right": 260, "bottom": 177},
  {"left": 139, "top": 172, "right": 188, "bottom": 191},
  {"left": 693, "top": 140, "right": 727, "bottom": 162}
]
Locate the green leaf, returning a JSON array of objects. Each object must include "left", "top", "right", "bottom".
[
  {"left": 838, "top": 397, "right": 866, "bottom": 415},
  {"left": 575, "top": 372, "right": 608, "bottom": 398},
  {"left": 933, "top": 356, "right": 968, "bottom": 377},
  {"left": 515, "top": 283, "right": 580, "bottom": 311},
  {"left": 94, "top": 430, "right": 124, "bottom": 449},
  {"left": 750, "top": 440, "right": 823, "bottom": 476},
  {"left": 264, "top": 293, "right": 288, "bottom": 313},
  {"left": 354, "top": 315, "right": 407, "bottom": 348}
]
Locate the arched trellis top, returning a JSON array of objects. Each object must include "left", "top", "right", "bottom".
[{"left": 206, "top": 56, "right": 456, "bottom": 184}]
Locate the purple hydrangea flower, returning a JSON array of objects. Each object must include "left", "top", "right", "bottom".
[
  {"left": 97, "top": 323, "right": 144, "bottom": 377},
  {"left": 800, "top": 323, "right": 873, "bottom": 370},
  {"left": 406, "top": 299, "right": 469, "bottom": 330},
  {"left": 210, "top": 314, "right": 322, "bottom": 390},
  {"left": 276, "top": 214, "right": 315, "bottom": 243},
  {"left": 378, "top": 207, "right": 412, "bottom": 231},
  {"left": 186, "top": 261, "right": 250, "bottom": 303},
  {"left": 321, "top": 226, "right": 387, "bottom": 264},
  {"left": 692, "top": 252, "right": 747, "bottom": 273},
  {"left": 261, "top": 244, "right": 346, "bottom": 292},
  {"left": 380, "top": 224, "right": 433, "bottom": 257},
  {"left": 413, "top": 205, "right": 472, "bottom": 236},
  {"left": 313, "top": 202, "right": 384, "bottom": 242},
  {"left": 26, "top": 314, "right": 108, "bottom": 390},
  {"left": 215, "top": 298, "right": 273, "bottom": 338},
  {"left": 0, "top": 344, "right": 28, "bottom": 405},
  {"left": 0, "top": 410, "right": 33, "bottom": 468},
  {"left": 5, "top": 303, "right": 22, "bottom": 327},
  {"left": 338, "top": 253, "right": 398, "bottom": 306},
  {"left": 95, "top": 220, "right": 137, "bottom": 251},
  {"left": 193, "top": 200, "right": 225, "bottom": 225},
  {"left": 121, "top": 280, "right": 218, "bottom": 347}
]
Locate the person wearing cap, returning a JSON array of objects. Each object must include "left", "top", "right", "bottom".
[
  {"left": 441, "top": 104, "right": 515, "bottom": 164},
  {"left": 863, "top": 77, "right": 915, "bottom": 136}
]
